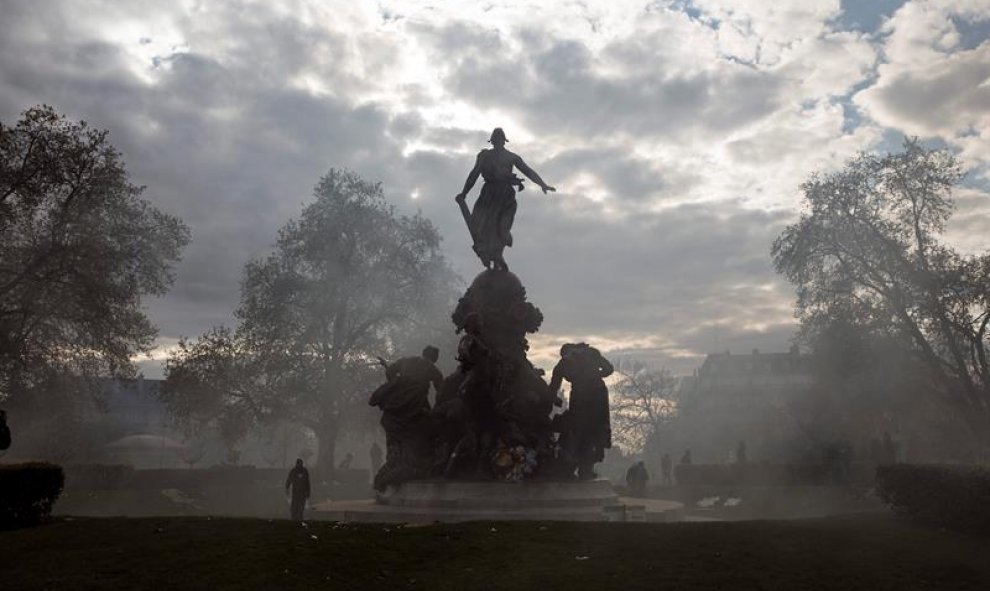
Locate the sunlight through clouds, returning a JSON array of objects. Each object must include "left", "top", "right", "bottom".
[{"left": 2, "top": 0, "right": 987, "bottom": 377}]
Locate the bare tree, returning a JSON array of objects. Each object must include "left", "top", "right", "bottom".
[{"left": 611, "top": 360, "right": 678, "bottom": 454}]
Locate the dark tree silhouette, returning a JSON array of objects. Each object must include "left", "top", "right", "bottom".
[
  {"left": 772, "top": 139, "right": 990, "bottom": 449},
  {"left": 0, "top": 105, "right": 189, "bottom": 402},
  {"left": 163, "top": 170, "right": 458, "bottom": 476}
]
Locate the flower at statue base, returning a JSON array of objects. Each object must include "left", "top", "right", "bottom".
[{"left": 492, "top": 441, "right": 538, "bottom": 482}]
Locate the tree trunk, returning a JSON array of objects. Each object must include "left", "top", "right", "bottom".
[
  {"left": 315, "top": 421, "right": 338, "bottom": 482},
  {"left": 962, "top": 405, "right": 990, "bottom": 460}
]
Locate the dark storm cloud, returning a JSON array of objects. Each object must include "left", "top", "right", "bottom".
[
  {"left": 512, "top": 198, "right": 793, "bottom": 335},
  {"left": 0, "top": 2, "right": 819, "bottom": 378},
  {"left": 542, "top": 147, "right": 670, "bottom": 203},
  {"left": 412, "top": 20, "right": 784, "bottom": 142},
  {"left": 0, "top": 1, "right": 408, "bottom": 344},
  {"left": 501, "top": 193, "right": 800, "bottom": 372}
]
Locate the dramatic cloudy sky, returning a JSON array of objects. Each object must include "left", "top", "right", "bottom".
[{"left": 2, "top": 0, "right": 988, "bottom": 377}]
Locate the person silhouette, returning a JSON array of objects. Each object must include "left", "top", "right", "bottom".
[
  {"left": 284, "top": 458, "right": 310, "bottom": 521},
  {"left": 0, "top": 410, "right": 10, "bottom": 451},
  {"left": 680, "top": 449, "right": 692, "bottom": 465}
]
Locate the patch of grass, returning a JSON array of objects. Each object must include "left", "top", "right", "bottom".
[{"left": 1, "top": 514, "right": 989, "bottom": 590}]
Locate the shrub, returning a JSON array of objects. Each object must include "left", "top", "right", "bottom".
[
  {"left": 876, "top": 464, "right": 990, "bottom": 535},
  {"left": 0, "top": 462, "right": 65, "bottom": 527}
]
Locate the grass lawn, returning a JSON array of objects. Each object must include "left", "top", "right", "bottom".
[{"left": 2, "top": 514, "right": 988, "bottom": 590}]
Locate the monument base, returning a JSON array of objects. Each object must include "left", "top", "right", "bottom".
[{"left": 311, "top": 479, "right": 683, "bottom": 523}]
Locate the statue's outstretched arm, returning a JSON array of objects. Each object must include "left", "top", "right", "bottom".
[
  {"left": 515, "top": 156, "right": 556, "bottom": 194},
  {"left": 548, "top": 363, "right": 564, "bottom": 395},
  {"left": 456, "top": 153, "right": 483, "bottom": 200}
]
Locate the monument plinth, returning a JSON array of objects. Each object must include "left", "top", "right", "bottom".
[
  {"left": 313, "top": 479, "right": 683, "bottom": 523},
  {"left": 378, "top": 478, "right": 619, "bottom": 509}
]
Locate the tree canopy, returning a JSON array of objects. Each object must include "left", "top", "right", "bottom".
[
  {"left": 0, "top": 105, "right": 189, "bottom": 401},
  {"left": 772, "top": 139, "right": 990, "bottom": 448},
  {"left": 163, "top": 169, "right": 458, "bottom": 473}
]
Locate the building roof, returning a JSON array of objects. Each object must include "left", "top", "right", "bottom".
[{"left": 698, "top": 347, "right": 813, "bottom": 378}]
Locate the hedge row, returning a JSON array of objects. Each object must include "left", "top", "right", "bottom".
[
  {"left": 674, "top": 464, "right": 833, "bottom": 487},
  {"left": 876, "top": 464, "right": 990, "bottom": 535},
  {"left": 64, "top": 464, "right": 134, "bottom": 490},
  {"left": 61, "top": 465, "right": 370, "bottom": 492},
  {"left": 0, "top": 462, "right": 64, "bottom": 527}
]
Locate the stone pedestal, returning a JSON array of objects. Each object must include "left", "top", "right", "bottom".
[
  {"left": 379, "top": 479, "right": 619, "bottom": 509},
  {"left": 312, "top": 479, "right": 683, "bottom": 523}
]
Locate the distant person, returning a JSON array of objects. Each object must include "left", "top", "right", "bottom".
[
  {"left": 660, "top": 453, "right": 673, "bottom": 486},
  {"left": 285, "top": 458, "right": 311, "bottom": 521},
  {"left": 625, "top": 460, "right": 649, "bottom": 497},
  {"left": 680, "top": 449, "right": 692, "bottom": 466},
  {"left": 736, "top": 441, "right": 748, "bottom": 464},
  {"left": 338, "top": 452, "right": 353, "bottom": 470},
  {"left": 0, "top": 410, "right": 10, "bottom": 451},
  {"left": 369, "top": 441, "right": 383, "bottom": 479}
]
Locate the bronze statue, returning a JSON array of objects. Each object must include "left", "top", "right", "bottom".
[
  {"left": 455, "top": 128, "right": 556, "bottom": 271},
  {"left": 368, "top": 346, "right": 443, "bottom": 491},
  {"left": 361, "top": 136, "right": 625, "bottom": 489},
  {"left": 549, "top": 343, "right": 614, "bottom": 480},
  {"left": 443, "top": 312, "right": 497, "bottom": 478}
]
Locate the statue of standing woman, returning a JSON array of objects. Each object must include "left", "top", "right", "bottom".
[{"left": 455, "top": 128, "right": 556, "bottom": 271}]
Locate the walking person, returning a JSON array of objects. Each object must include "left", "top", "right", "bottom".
[
  {"left": 0, "top": 410, "right": 11, "bottom": 452},
  {"left": 285, "top": 458, "right": 311, "bottom": 521},
  {"left": 625, "top": 460, "right": 649, "bottom": 497}
]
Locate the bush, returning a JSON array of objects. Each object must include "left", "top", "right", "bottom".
[
  {"left": 0, "top": 462, "right": 65, "bottom": 527},
  {"left": 876, "top": 464, "right": 990, "bottom": 535}
]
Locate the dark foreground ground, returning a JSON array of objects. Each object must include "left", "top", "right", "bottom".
[{"left": 2, "top": 514, "right": 988, "bottom": 590}]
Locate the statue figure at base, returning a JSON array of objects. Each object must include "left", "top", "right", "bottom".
[
  {"left": 367, "top": 272, "right": 616, "bottom": 488},
  {"left": 443, "top": 312, "right": 497, "bottom": 479},
  {"left": 369, "top": 346, "right": 443, "bottom": 491},
  {"left": 455, "top": 128, "right": 556, "bottom": 271},
  {"left": 549, "top": 343, "right": 614, "bottom": 480}
]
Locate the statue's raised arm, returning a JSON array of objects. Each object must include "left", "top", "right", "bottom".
[
  {"left": 454, "top": 128, "right": 556, "bottom": 272},
  {"left": 513, "top": 155, "right": 556, "bottom": 195}
]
